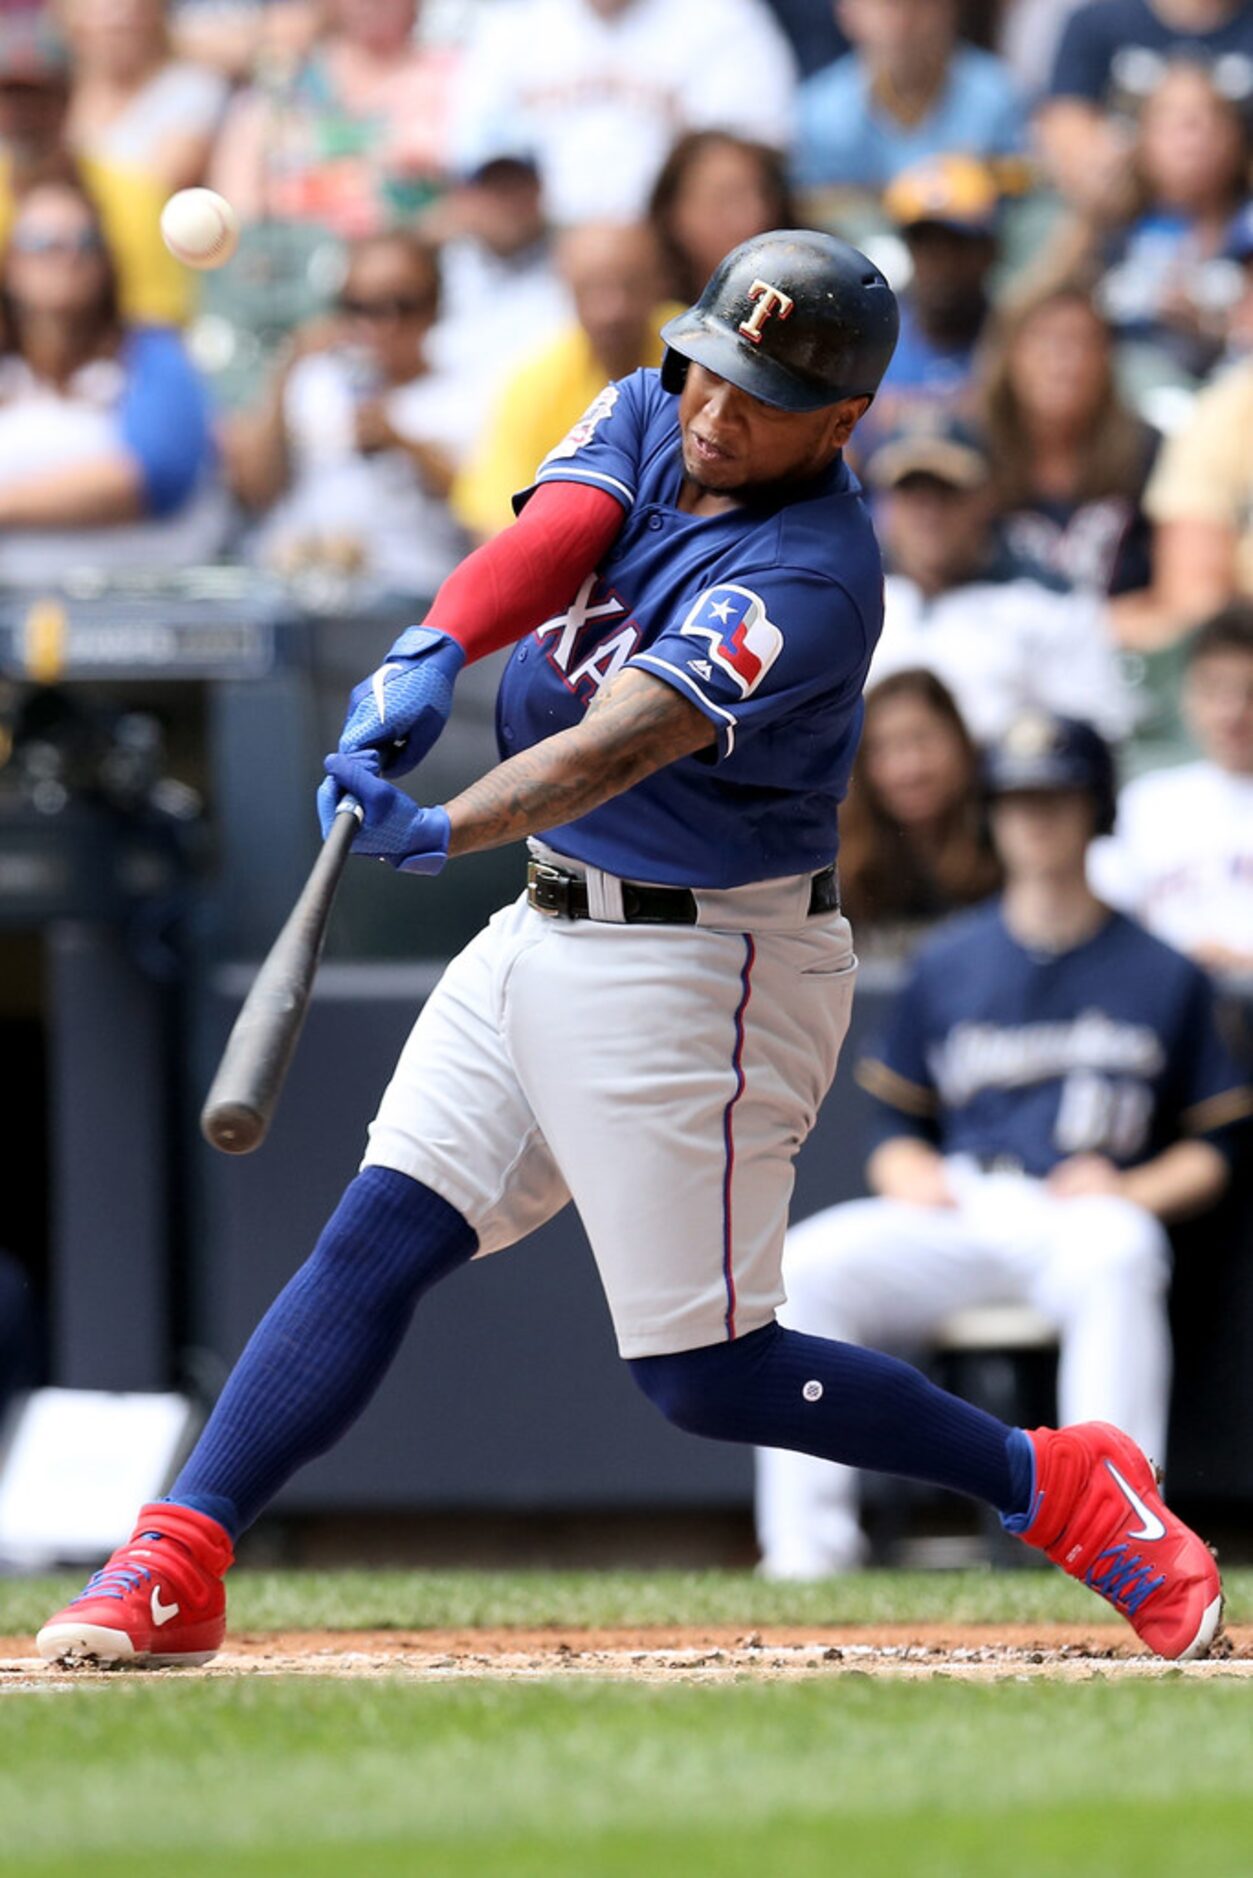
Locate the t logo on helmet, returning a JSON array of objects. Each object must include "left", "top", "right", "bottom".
[{"left": 738, "top": 278, "right": 795, "bottom": 346}]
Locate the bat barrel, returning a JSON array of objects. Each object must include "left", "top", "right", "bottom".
[{"left": 200, "top": 803, "right": 359, "bottom": 1154}]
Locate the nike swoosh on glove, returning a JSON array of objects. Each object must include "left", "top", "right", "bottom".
[
  {"left": 336, "top": 625, "right": 466, "bottom": 778},
  {"left": 321, "top": 754, "right": 450, "bottom": 875}
]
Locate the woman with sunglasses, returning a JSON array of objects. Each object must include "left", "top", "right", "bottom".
[
  {"left": 230, "top": 230, "right": 468, "bottom": 599},
  {"left": 0, "top": 171, "right": 223, "bottom": 583}
]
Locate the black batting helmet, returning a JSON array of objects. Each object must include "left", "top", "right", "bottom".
[
  {"left": 982, "top": 711, "right": 1117, "bottom": 837},
  {"left": 659, "top": 229, "right": 899, "bottom": 414}
]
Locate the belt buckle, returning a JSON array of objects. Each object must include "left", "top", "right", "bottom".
[{"left": 527, "top": 860, "right": 568, "bottom": 917}]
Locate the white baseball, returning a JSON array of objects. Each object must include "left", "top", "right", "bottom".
[{"left": 160, "top": 189, "right": 240, "bottom": 271}]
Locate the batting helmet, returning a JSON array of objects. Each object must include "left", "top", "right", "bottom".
[
  {"left": 982, "top": 711, "right": 1117, "bottom": 837},
  {"left": 659, "top": 229, "right": 900, "bottom": 414}
]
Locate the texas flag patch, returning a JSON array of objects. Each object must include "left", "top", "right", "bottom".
[{"left": 679, "top": 585, "right": 784, "bottom": 699}]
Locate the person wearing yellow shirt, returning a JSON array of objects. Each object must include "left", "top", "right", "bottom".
[
  {"left": 0, "top": 11, "right": 189, "bottom": 327},
  {"left": 454, "top": 220, "right": 677, "bottom": 539}
]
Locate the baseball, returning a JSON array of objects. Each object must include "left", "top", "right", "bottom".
[{"left": 160, "top": 188, "right": 240, "bottom": 271}]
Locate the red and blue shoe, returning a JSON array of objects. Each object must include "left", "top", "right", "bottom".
[
  {"left": 1008, "top": 1422, "right": 1222, "bottom": 1661},
  {"left": 36, "top": 1502, "right": 234, "bottom": 1669}
]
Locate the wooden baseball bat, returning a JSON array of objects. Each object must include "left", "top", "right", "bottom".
[{"left": 200, "top": 799, "right": 361, "bottom": 1154}]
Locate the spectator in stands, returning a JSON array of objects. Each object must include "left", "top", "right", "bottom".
[
  {"left": 452, "top": 220, "right": 673, "bottom": 540},
  {"left": 1215, "top": 195, "right": 1253, "bottom": 357},
  {"left": 792, "top": 0, "right": 1023, "bottom": 196},
  {"left": 1115, "top": 211, "right": 1253, "bottom": 645},
  {"left": 1037, "top": 0, "right": 1253, "bottom": 214},
  {"left": 1040, "top": 60, "right": 1253, "bottom": 380},
  {"left": 451, "top": 0, "right": 796, "bottom": 227},
  {"left": 172, "top": 0, "right": 320, "bottom": 83},
  {"left": 837, "top": 668, "right": 1001, "bottom": 954},
  {"left": 757, "top": 709, "right": 1252, "bottom": 1578},
  {"left": 855, "top": 154, "right": 1000, "bottom": 458},
  {"left": 229, "top": 230, "right": 467, "bottom": 600},
  {"left": 0, "top": 8, "right": 188, "bottom": 325},
  {"left": 762, "top": 0, "right": 848, "bottom": 75},
  {"left": 999, "top": 0, "right": 1086, "bottom": 95},
  {"left": 648, "top": 131, "right": 798, "bottom": 307},
  {"left": 0, "top": 175, "right": 223, "bottom": 581},
  {"left": 866, "top": 412, "right": 1135, "bottom": 740},
  {"left": 211, "top": 0, "right": 458, "bottom": 237},
  {"left": 980, "top": 285, "right": 1159, "bottom": 593},
  {"left": 61, "top": 0, "right": 229, "bottom": 194},
  {"left": 1091, "top": 604, "right": 1253, "bottom": 973},
  {"left": 425, "top": 154, "right": 571, "bottom": 447}
]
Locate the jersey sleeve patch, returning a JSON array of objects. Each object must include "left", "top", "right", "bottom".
[
  {"left": 678, "top": 585, "right": 784, "bottom": 699},
  {"left": 541, "top": 383, "right": 621, "bottom": 465}
]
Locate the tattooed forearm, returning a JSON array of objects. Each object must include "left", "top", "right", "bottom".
[{"left": 445, "top": 668, "right": 714, "bottom": 856}]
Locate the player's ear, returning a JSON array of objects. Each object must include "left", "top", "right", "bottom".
[{"left": 826, "top": 395, "right": 871, "bottom": 450}]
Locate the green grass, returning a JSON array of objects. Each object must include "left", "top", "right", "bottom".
[
  {"left": 4, "top": 1571, "right": 1251, "bottom": 1876},
  {"left": 2, "top": 1678, "right": 1252, "bottom": 1877},
  {"left": 5, "top": 1564, "right": 1253, "bottom": 1636}
]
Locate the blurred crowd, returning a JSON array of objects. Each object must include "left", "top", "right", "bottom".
[{"left": 0, "top": 0, "right": 1244, "bottom": 957}]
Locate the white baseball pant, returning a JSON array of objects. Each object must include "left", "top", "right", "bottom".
[
  {"left": 362, "top": 850, "right": 857, "bottom": 1358},
  {"left": 756, "top": 1156, "right": 1173, "bottom": 1577}
]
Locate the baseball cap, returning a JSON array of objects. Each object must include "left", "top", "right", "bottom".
[
  {"left": 883, "top": 155, "right": 1000, "bottom": 238},
  {"left": 981, "top": 710, "right": 1116, "bottom": 822},
  {"left": 462, "top": 152, "right": 541, "bottom": 188},
  {"left": 0, "top": 7, "right": 69, "bottom": 82},
  {"left": 863, "top": 411, "right": 991, "bottom": 491},
  {"left": 1222, "top": 201, "right": 1253, "bottom": 265}
]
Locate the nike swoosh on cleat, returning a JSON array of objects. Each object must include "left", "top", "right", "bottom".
[
  {"left": 150, "top": 1587, "right": 181, "bottom": 1626},
  {"left": 1105, "top": 1460, "right": 1167, "bottom": 1541},
  {"left": 371, "top": 663, "right": 404, "bottom": 725}
]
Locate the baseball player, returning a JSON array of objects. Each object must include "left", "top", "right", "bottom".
[
  {"left": 758, "top": 712, "right": 1253, "bottom": 1579},
  {"left": 39, "top": 235, "right": 1223, "bottom": 1669}
]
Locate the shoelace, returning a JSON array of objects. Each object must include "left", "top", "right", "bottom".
[
  {"left": 70, "top": 1564, "right": 153, "bottom": 1606},
  {"left": 1085, "top": 1543, "right": 1168, "bottom": 1617}
]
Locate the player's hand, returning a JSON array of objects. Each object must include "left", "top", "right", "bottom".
[
  {"left": 1190, "top": 939, "right": 1253, "bottom": 979},
  {"left": 867, "top": 1139, "right": 957, "bottom": 1209},
  {"left": 320, "top": 753, "right": 450, "bottom": 875},
  {"left": 1046, "top": 1155, "right": 1124, "bottom": 1200},
  {"left": 336, "top": 624, "right": 465, "bottom": 779}
]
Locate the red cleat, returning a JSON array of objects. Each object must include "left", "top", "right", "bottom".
[
  {"left": 36, "top": 1503, "right": 234, "bottom": 1669},
  {"left": 1011, "top": 1423, "right": 1222, "bottom": 1661}
]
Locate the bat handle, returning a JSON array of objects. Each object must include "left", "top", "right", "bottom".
[{"left": 199, "top": 794, "right": 364, "bottom": 1154}]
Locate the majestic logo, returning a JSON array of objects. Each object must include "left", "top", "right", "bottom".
[
  {"left": 541, "top": 383, "right": 621, "bottom": 463},
  {"left": 1104, "top": 1461, "right": 1167, "bottom": 1542},
  {"left": 738, "top": 278, "right": 795, "bottom": 346},
  {"left": 679, "top": 585, "right": 783, "bottom": 698},
  {"left": 150, "top": 1587, "right": 180, "bottom": 1626},
  {"left": 534, "top": 574, "right": 640, "bottom": 700}
]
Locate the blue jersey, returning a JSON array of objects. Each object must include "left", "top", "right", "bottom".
[
  {"left": 495, "top": 368, "right": 885, "bottom": 887},
  {"left": 858, "top": 902, "right": 1253, "bottom": 1173}
]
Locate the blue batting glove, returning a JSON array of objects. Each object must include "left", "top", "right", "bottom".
[
  {"left": 322, "top": 753, "right": 450, "bottom": 876},
  {"left": 336, "top": 625, "right": 465, "bottom": 778},
  {"left": 316, "top": 744, "right": 379, "bottom": 838}
]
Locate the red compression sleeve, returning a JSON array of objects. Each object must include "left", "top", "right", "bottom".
[{"left": 425, "top": 481, "right": 625, "bottom": 664}]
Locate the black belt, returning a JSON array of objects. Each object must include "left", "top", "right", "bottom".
[{"left": 526, "top": 859, "right": 839, "bottom": 924}]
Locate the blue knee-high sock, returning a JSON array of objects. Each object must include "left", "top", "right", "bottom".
[
  {"left": 631, "top": 1322, "right": 1034, "bottom": 1517},
  {"left": 170, "top": 1168, "right": 476, "bottom": 1539}
]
